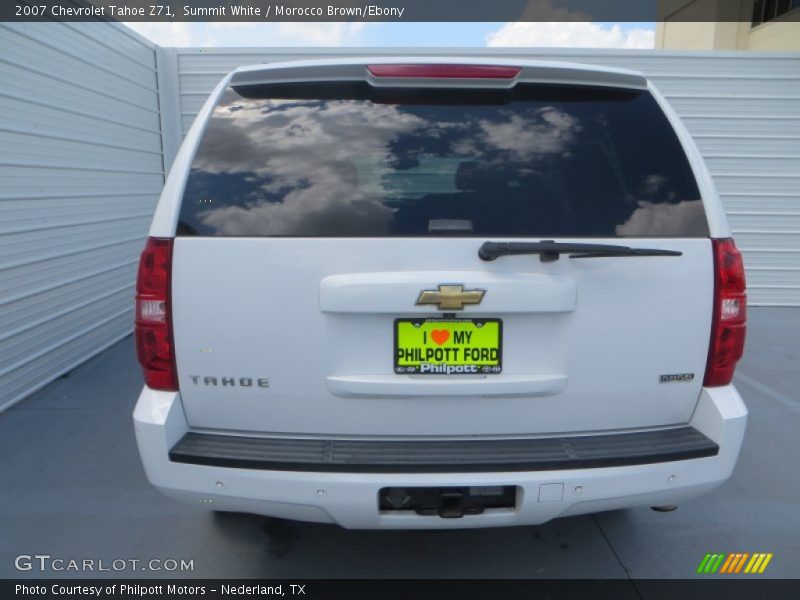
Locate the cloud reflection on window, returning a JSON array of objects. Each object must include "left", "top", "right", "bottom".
[{"left": 178, "top": 85, "right": 708, "bottom": 237}]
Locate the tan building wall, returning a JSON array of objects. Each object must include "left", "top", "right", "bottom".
[
  {"left": 656, "top": 0, "right": 800, "bottom": 50},
  {"left": 746, "top": 19, "right": 800, "bottom": 50}
]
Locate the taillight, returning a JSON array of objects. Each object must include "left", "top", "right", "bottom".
[
  {"left": 704, "top": 238, "right": 747, "bottom": 387},
  {"left": 135, "top": 237, "right": 177, "bottom": 391},
  {"left": 367, "top": 64, "right": 521, "bottom": 79}
]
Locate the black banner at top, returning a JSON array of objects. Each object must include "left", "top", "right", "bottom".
[{"left": 3, "top": 0, "right": 798, "bottom": 22}]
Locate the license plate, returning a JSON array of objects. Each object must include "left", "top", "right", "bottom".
[{"left": 394, "top": 318, "right": 502, "bottom": 375}]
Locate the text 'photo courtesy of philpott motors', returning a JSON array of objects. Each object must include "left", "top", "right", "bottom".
[{"left": 395, "top": 318, "right": 502, "bottom": 375}]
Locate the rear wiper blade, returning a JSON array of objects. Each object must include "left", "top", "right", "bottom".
[{"left": 478, "top": 240, "right": 682, "bottom": 262}]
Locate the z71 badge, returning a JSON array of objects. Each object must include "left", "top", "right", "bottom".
[{"left": 659, "top": 373, "right": 695, "bottom": 383}]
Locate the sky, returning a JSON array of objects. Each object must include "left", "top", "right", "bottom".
[{"left": 124, "top": 21, "right": 656, "bottom": 48}]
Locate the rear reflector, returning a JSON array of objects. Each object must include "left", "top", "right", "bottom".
[
  {"left": 704, "top": 238, "right": 747, "bottom": 387},
  {"left": 367, "top": 64, "right": 521, "bottom": 79},
  {"left": 135, "top": 237, "right": 178, "bottom": 391}
]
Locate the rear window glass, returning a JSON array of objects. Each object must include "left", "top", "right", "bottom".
[{"left": 178, "top": 82, "right": 708, "bottom": 237}]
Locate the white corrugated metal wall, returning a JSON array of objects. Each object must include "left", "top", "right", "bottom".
[
  {"left": 0, "top": 23, "right": 164, "bottom": 410},
  {"left": 164, "top": 47, "right": 800, "bottom": 307}
]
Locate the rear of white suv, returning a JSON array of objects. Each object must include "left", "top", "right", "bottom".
[{"left": 133, "top": 58, "right": 747, "bottom": 529}]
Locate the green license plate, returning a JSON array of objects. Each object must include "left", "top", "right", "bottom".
[{"left": 394, "top": 318, "right": 502, "bottom": 375}]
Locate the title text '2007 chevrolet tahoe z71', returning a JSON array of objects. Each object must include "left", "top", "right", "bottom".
[{"left": 133, "top": 58, "right": 747, "bottom": 529}]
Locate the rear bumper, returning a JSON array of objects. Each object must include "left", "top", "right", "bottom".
[
  {"left": 133, "top": 386, "right": 747, "bottom": 529},
  {"left": 169, "top": 427, "right": 719, "bottom": 473}
]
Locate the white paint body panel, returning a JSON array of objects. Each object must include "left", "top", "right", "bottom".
[
  {"left": 134, "top": 384, "right": 747, "bottom": 529},
  {"left": 320, "top": 271, "right": 576, "bottom": 314},
  {"left": 325, "top": 373, "right": 568, "bottom": 399},
  {"left": 170, "top": 237, "right": 712, "bottom": 436}
]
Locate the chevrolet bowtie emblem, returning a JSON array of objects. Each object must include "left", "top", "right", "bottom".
[{"left": 416, "top": 284, "right": 485, "bottom": 311}]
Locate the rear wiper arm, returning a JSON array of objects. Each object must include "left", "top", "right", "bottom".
[{"left": 478, "top": 240, "right": 682, "bottom": 262}]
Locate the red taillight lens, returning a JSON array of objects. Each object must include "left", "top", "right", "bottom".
[
  {"left": 135, "top": 237, "right": 177, "bottom": 391},
  {"left": 704, "top": 238, "right": 747, "bottom": 387},
  {"left": 367, "top": 64, "right": 521, "bottom": 79}
]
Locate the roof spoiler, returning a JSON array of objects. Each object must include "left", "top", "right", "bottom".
[{"left": 230, "top": 58, "right": 648, "bottom": 91}]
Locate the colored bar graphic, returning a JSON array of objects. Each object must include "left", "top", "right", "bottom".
[
  {"left": 719, "top": 553, "right": 736, "bottom": 573},
  {"left": 734, "top": 553, "right": 749, "bottom": 573},
  {"left": 720, "top": 553, "right": 735, "bottom": 573},
  {"left": 724, "top": 553, "right": 741, "bottom": 573},
  {"left": 758, "top": 553, "right": 773, "bottom": 573},
  {"left": 698, "top": 552, "right": 773, "bottom": 575},
  {"left": 710, "top": 554, "right": 725, "bottom": 573},
  {"left": 697, "top": 554, "right": 713, "bottom": 574},
  {"left": 744, "top": 554, "right": 759, "bottom": 573},
  {"left": 750, "top": 554, "right": 765, "bottom": 573}
]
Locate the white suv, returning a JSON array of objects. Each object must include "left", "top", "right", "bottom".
[{"left": 133, "top": 58, "right": 748, "bottom": 529}]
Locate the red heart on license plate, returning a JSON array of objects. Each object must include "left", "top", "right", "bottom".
[{"left": 431, "top": 329, "right": 450, "bottom": 345}]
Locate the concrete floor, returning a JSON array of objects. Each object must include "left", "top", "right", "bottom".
[{"left": 1, "top": 307, "right": 799, "bottom": 581}]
